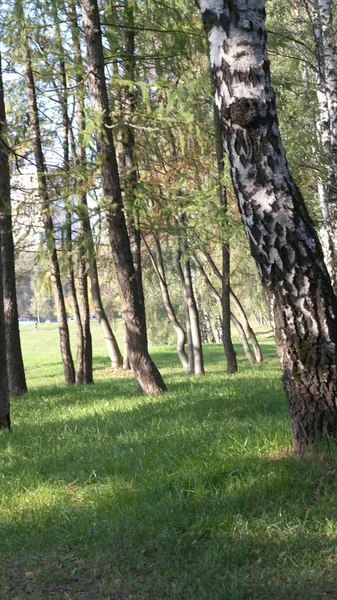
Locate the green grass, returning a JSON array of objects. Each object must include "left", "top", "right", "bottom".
[{"left": 1, "top": 325, "right": 337, "bottom": 599}]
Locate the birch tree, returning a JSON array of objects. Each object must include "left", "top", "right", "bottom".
[{"left": 199, "top": 0, "right": 337, "bottom": 453}]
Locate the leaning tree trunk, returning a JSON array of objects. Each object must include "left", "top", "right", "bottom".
[
  {"left": 202, "top": 247, "right": 262, "bottom": 361},
  {"left": 178, "top": 235, "right": 205, "bottom": 375},
  {"left": 80, "top": 0, "right": 166, "bottom": 393},
  {"left": 177, "top": 249, "right": 195, "bottom": 373},
  {"left": 0, "top": 229, "right": 10, "bottom": 429},
  {"left": 68, "top": 0, "right": 122, "bottom": 371},
  {"left": 192, "top": 253, "right": 256, "bottom": 364},
  {"left": 143, "top": 232, "right": 189, "bottom": 371},
  {"left": 200, "top": 0, "right": 337, "bottom": 453},
  {"left": 0, "top": 53, "right": 27, "bottom": 395}
]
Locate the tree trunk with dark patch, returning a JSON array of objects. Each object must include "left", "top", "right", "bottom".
[
  {"left": 200, "top": 0, "right": 337, "bottom": 453},
  {"left": 0, "top": 53, "right": 27, "bottom": 396},
  {"left": 80, "top": 0, "right": 166, "bottom": 393}
]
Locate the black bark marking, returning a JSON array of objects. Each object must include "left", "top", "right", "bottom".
[{"left": 229, "top": 98, "right": 260, "bottom": 128}]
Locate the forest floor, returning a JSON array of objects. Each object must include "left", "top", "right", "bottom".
[{"left": 1, "top": 324, "right": 337, "bottom": 599}]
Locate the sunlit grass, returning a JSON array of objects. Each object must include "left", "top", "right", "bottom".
[{"left": 1, "top": 328, "right": 337, "bottom": 598}]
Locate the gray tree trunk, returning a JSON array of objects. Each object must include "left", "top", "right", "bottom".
[
  {"left": 200, "top": 0, "right": 337, "bottom": 453},
  {"left": 80, "top": 0, "right": 166, "bottom": 393}
]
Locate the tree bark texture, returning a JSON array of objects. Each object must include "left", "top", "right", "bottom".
[
  {"left": 21, "top": 16, "right": 75, "bottom": 385},
  {"left": 80, "top": 0, "right": 166, "bottom": 393},
  {"left": 0, "top": 54, "right": 27, "bottom": 395},
  {"left": 201, "top": 0, "right": 337, "bottom": 452}
]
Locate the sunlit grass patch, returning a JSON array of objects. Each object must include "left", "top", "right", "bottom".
[{"left": 1, "top": 332, "right": 337, "bottom": 598}]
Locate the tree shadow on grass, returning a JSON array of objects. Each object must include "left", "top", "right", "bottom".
[{"left": 2, "top": 443, "right": 337, "bottom": 599}]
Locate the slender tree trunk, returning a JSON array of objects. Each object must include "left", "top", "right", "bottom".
[
  {"left": 143, "top": 232, "right": 189, "bottom": 371},
  {"left": 192, "top": 254, "right": 256, "bottom": 364},
  {"left": 178, "top": 234, "right": 205, "bottom": 375},
  {"left": 204, "top": 309, "right": 216, "bottom": 343},
  {"left": 201, "top": 0, "right": 337, "bottom": 453},
  {"left": 69, "top": 0, "right": 122, "bottom": 371},
  {"left": 0, "top": 232, "right": 10, "bottom": 429},
  {"left": 80, "top": 0, "right": 166, "bottom": 393},
  {"left": 20, "top": 5, "right": 75, "bottom": 385},
  {"left": 230, "top": 290, "right": 263, "bottom": 363},
  {"left": 202, "top": 247, "right": 262, "bottom": 361},
  {"left": 214, "top": 105, "right": 237, "bottom": 373},
  {"left": 177, "top": 249, "right": 195, "bottom": 373},
  {"left": 0, "top": 53, "right": 27, "bottom": 395},
  {"left": 53, "top": 10, "right": 90, "bottom": 385}
]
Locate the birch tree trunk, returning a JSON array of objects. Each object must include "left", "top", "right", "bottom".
[
  {"left": 0, "top": 53, "right": 27, "bottom": 395},
  {"left": 200, "top": 0, "right": 337, "bottom": 453},
  {"left": 80, "top": 0, "right": 166, "bottom": 393}
]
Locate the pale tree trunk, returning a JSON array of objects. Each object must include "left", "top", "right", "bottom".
[
  {"left": 204, "top": 309, "right": 216, "bottom": 343},
  {"left": 230, "top": 290, "right": 263, "bottom": 363},
  {"left": 200, "top": 0, "right": 337, "bottom": 453},
  {"left": 0, "top": 233, "right": 10, "bottom": 429},
  {"left": 310, "top": 3, "right": 337, "bottom": 283},
  {"left": 69, "top": 0, "right": 122, "bottom": 371},
  {"left": 202, "top": 248, "right": 262, "bottom": 362},
  {"left": 177, "top": 249, "right": 195, "bottom": 373},
  {"left": 192, "top": 254, "right": 256, "bottom": 364},
  {"left": 143, "top": 232, "right": 189, "bottom": 371},
  {"left": 80, "top": 0, "right": 166, "bottom": 393},
  {"left": 0, "top": 53, "right": 27, "bottom": 395},
  {"left": 178, "top": 234, "right": 205, "bottom": 375},
  {"left": 19, "top": 5, "right": 75, "bottom": 385}
]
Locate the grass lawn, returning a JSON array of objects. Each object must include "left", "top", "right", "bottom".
[{"left": 1, "top": 323, "right": 337, "bottom": 599}]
